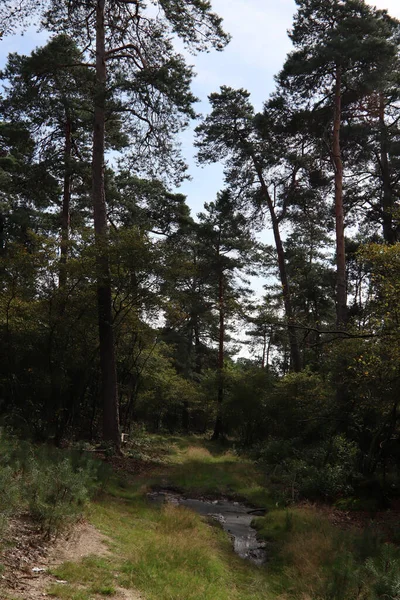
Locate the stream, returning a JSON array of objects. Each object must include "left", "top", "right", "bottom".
[{"left": 148, "top": 491, "right": 268, "bottom": 566}]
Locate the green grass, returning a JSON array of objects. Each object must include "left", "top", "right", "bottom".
[
  {"left": 47, "top": 488, "right": 274, "bottom": 600},
  {"left": 49, "top": 556, "right": 117, "bottom": 597},
  {"left": 43, "top": 436, "right": 275, "bottom": 600},
  {"left": 41, "top": 436, "right": 400, "bottom": 600},
  {"left": 146, "top": 435, "right": 274, "bottom": 508}
]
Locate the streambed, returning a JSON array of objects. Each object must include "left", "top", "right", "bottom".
[{"left": 148, "top": 491, "right": 267, "bottom": 566}]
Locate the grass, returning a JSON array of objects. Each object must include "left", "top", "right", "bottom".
[
  {"left": 49, "top": 556, "right": 117, "bottom": 598},
  {"left": 251, "top": 505, "right": 400, "bottom": 600},
  {"left": 48, "top": 491, "right": 274, "bottom": 600},
  {"left": 44, "top": 437, "right": 276, "bottom": 600},
  {"left": 145, "top": 435, "right": 274, "bottom": 508},
  {"left": 40, "top": 435, "right": 400, "bottom": 600}
]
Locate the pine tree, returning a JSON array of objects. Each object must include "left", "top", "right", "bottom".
[
  {"left": 196, "top": 87, "right": 303, "bottom": 371},
  {"left": 4, "top": 0, "right": 229, "bottom": 448},
  {"left": 197, "top": 190, "right": 255, "bottom": 439},
  {"left": 0, "top": 35, "right": 104, "bottom": 287},
  {"left": 278, "top": 0, "right": 399, "bottom": 326}
]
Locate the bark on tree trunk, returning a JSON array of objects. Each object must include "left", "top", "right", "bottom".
[
  {"left": 0, "top": 210, "right": 4, "bottom": 256},
  {"left": 194, "top": 314, "right": 202, "bottom": 374},
  {"left": 59, "top": 118, "right": 72, "bottom": 288},
  {"left": 93, "top": 0, "right": 120, "bottom": 449},
  {"left": 379, "top": 94, "right": 397, "bottom": 245},
  {"left": 333, "top": 64, "right": 347, "bottom": 328},
  {"left": 266, "top": 328, "right": 272, "bottom": 371},
  {"left": 212, "top": 269, "right": 224, "bottom": 440}
]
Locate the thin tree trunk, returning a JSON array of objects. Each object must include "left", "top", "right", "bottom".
[
  {"left": 212, "top": 269, "right": 224, "bottom": 440},
  {"left": 59, "top": 118, "right": 72, "bottom": 288},
  {"left": 379, "top": 93, "right": 397, "bottom": 244},
  {"left": 253, "top": 162, "right": 301, "bottom": 372},
  {"left": 93, "top": 0, "right": 120, "bottom": 449},
  {"left": 272, "top": 215, "right": 301, "bottom": 372},
  {"left": 261, "top": 328, "right": 267, "bottom": 369},
  {"left": 0, "top": 210, "right": 4, "bottom": 256},
  {"left": 266, "top": 327, "right": 272, "bottom": 371},
  {"left": 333, "top": 64, "right": 347, "bottom": 328}
]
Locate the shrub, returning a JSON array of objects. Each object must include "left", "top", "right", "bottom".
[
  {"left": 25, "top": 456, "right": 99, "bottom": 537},
  {"left": 364, "top": 544, "right": 400, "bottom": 600},
  {"left": 256, "top": 435, "right": 358, "bottom": 502},
  {"left": 0, "top": 430, "right": 104, "bottom": 539}
]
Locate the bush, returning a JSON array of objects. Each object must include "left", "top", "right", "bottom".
[
  {"left": 25, "top": 457, "right": 98, "bottom": 537},
  {"left": 257, "top": 435, "right": 358, "bottom": 501},
  {"left": 364, "top": 544, "right": 400, "bottom": 600},
  {"left": 0, "top": 430, "right": 104, "bottom": 539}
]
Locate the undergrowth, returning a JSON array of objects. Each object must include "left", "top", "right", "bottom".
[
  {"left": 0, "top": 431, "right": 109, "bottom": 540},
  {"left": 3, "top": 433, "right": 400, "bottom": 600},
  {"left": 253, "top": 506, "right": 400, "bottom": 599}
]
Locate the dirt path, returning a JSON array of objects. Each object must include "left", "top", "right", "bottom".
[{"left": 1, "top": 519, "right": 143, "bottom": 600}]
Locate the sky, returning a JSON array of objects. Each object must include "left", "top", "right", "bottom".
[{"left": 1, "top": 0, "right": 400, "bottom": 218}]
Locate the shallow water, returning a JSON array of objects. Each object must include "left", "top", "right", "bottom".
[{"left": 148, "top": 492, "right": 267, "bottom": 566}]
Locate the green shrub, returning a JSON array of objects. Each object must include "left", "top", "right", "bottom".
[
  {"left": 25, "top": 457, "right": 98, "bottom": 537},
  {"left": 364, "top": 544, "right": 400, "bottom": 599},
  {"left": 257, "top": 435, "right": 358, "bottom": 501},
  {"left": 0, "top": 430, "right": 104, "bottom": 539}
]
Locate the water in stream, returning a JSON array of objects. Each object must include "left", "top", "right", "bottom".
[{"left": 148, "top": 492, "right": 267, "bottom": 566}]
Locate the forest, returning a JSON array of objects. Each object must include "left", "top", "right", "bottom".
[{"left": 1, "top": 1, "right": 400, "bottom": 599}]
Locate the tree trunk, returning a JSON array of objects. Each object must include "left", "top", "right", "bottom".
[
  {"left": 93, "top": 0, "right": 120, "bottom": 449},
  {"left": 261, "top": 328, "right": 267, "bottom": 369},
  {"left": 254, "top": 163, "right": 301, "bottom": 372},
  {"left": 379, "top": 94, "right": 397, "bottom": 244},
  {"left": 194, "top": 313, "right": 202, "bottom": 375},
  {"left": 59, "top": 118, "right": 72, "bottom": 288},
  {"left": 0, "top": 209, "right": 4, "bottom": 256},
  {"left": 212, "top": 269, "right": 224, "bottom": 440},
  {"left": 266, "top": 327, "right": 272, "bottom": 371},
  {"left": 333, "top": 64, "right": 347, "bottom": 328},
  {"left": 272, "top": 213, "right": 302, "bottom": 372}
]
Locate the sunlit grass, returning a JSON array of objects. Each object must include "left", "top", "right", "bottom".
[
  {"left": 148, "top": 436, "right": 273, "bottom": 508},
  {"left": 47, "top": 483, "right": 274, "bottom": 600}
]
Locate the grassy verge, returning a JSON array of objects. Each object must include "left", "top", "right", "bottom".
[
  {"left": 48, "top": 488, "right": 273, "bottom": 600},
  {"left": 6, "top": 434, "right": 400, "bottom": 600},
  {"left": 253, "top": 506, "right": 400, "bottom": 600}
]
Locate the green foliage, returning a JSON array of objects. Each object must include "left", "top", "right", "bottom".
[
  {"left": 26, "top": 458, "right": 93, "bottom": 537},
  {"left": 257, "top": 435, "right": 358, "bottom": 501},
  {"left": 134, "top": 342, "right": 205, "bottom": 432},
  {"left": 223, "top": 365, "right": 274, "bottom": 444},
  {"left": 365, "top": 544, "right": 400, "bottom": 599},
  {"left": 239, "top": 369, "right": 364, "bottom": 501},
  {"left": 0, "top": 431, "right": 105, "bottom": 540}
]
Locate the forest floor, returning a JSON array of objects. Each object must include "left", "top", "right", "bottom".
[{"left": 1, "top": 436, "right": 397, "bottom": 600}]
